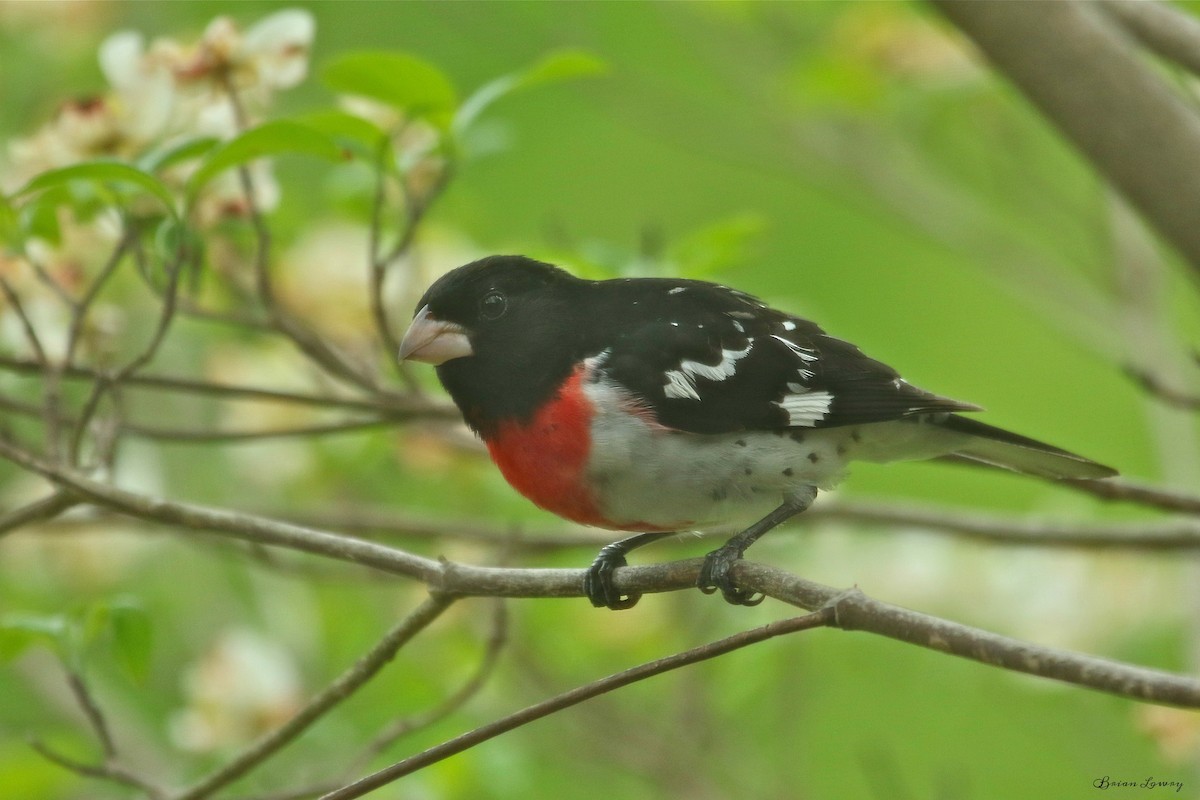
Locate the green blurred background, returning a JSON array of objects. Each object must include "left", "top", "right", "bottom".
[{"left": 2, "top": 2, "right": 1197, "bottom": 799}]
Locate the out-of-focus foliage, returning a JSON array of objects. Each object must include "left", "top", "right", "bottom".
[{"left": 0, "top": 3, "right": 1195, "bottom": 799}]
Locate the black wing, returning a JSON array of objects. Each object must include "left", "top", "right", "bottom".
[{"left": 594, "top": 279, "right": 978, "bottom": 435}]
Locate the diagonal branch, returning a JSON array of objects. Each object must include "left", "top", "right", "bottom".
[
  {"left": 172, "top": 594, "right": 454, "bottom": 800},
  {"left": 930, "top": 0, "right": 1200, "bottom": 274},
  {"left": 1098, "top": 0, "right": 1200, "bottom": 77},
  {"left": 320, "top": 607, "right": 836, "bottom": 800}
]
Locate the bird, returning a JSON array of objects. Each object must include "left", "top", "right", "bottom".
[{"left": 398, "top": 254, "right": 1116, "bottom": 610}]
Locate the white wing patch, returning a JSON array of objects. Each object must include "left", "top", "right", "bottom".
[
  {"left": 777, "top": 389, "right": 834, "bottom": 426},
  {"left": 771, "top": 334, "right": 818, "bottom": 362},
  {"left": 668, "top": 287, "right": 687, "bottom": 295},
  {"left": 663, "top": 342, "right": 753, "bottom": 400},
  {"left": 664, "top": 370, "right": 702, "bottom": 401}
]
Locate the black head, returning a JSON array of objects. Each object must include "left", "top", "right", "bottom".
[{"left": 398, "top": 255, "right": 589, "bottom": 431}]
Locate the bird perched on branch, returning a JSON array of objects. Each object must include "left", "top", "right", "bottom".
[{"left": 398, "top": 255, "right": 1116, "bottom": 610}]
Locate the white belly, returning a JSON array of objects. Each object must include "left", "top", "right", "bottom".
[{"left": 583, "top": 381, "right": 966, "bottom": 530}]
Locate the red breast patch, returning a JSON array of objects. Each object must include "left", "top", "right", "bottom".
[{"left": 485, "top": 366, "right": 609, "bottom": 528}]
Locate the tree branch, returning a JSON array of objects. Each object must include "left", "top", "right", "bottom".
[
  {"left": 1098, "top": 0, "right": 1200, "bottom": 77},
  {"left": 320, "top": 607, "right": 836, "bottom": 800},
  {"left": 930, "top": 0, "right": 1200, "bottom": 274},
  {"left": 2, "top": 437, "right": 1198, "bottom": 712},
  {"left": 172, "top": 594, "right": 454, "bottom": 800},
  {"left": 0, "top": 355, "right": 457, "bottom": 417}
]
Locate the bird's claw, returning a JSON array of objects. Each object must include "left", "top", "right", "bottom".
[
  {"left": 697, "top": 546, "right": 764, "bottom": 606},
  {"left": 584, "top": 546, "right": 641, "bottom": 610}
]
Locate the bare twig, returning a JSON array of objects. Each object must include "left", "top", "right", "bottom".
[
  {"left": 29, "top": 739, "right": 166, "bottom": 799},
  {"left": 356, "top": 596, "right": 509, "bottom": 762},
  {"left": 930, "top": 0, "right": 1200, "bottom": 275},
  {"left": 0, "top": 275, "right": 50, "bottom": 365},
  {"left": 1065, "top": 476, "right": 1200, "bottom": 515},
  {"left": 62, "top": 225, "right": 136, "bottom": 367},
  {"left": 0, "top": 355, "right": 453, "bottom": 416},
  {"left": 368, "top": 137, "right": 402, "bottom": 364},
  {"left": 172, "top": 594, "right": 454, "bottom": 800},
  {"left": 219, "top": 76, "right": 384, "bottom": 397},
  {"left": 1126, "top": 367, "right": 1200, "bottom": 410},
  {"left": 1098, "top": 0, "right": 1200, "bottom": 77},
  {"left": 0, "top": 392, "right": 417, "bottom": 444},
  {"left": 319, "top": 607, "right": 835, "bottom": 800},
  {"left": 65, "top": 671, "right": 116, "bottom": 759},
  {"left": 0, "top": 490, "right": 76, "bottom": 538},
  {"left": 2, "top": 440, "right": 1199, "bottom": 711},
  {"left": 273, "top": 499, "right": 1200, "bottom": 552},
  {"left": 739, "top": 562, "right": 1200, "bottom": 707}
]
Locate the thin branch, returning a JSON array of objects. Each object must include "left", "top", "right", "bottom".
[
  {"left": 356, "top": 596, "right": 508, "bottom": 763},
  {"left": 1098, "top": 0, "right": 1200, "bottom": 77},
  {"left": 65, "top": 671, "right": 116, "bottom": 760},
  {"left": 247, "top": 597, "right": 511, "bottom": 800},
  {"left": 0, "top": 275, "right": 50, "bottom": 365},
  {"left": 368, "top": 137, "right": 402, "bottom": 365},
  {"left": 738, "top": 561, "right": 1200, "bottom": 707},
  {"left": 62, "top": 225, "right": 136, "bottom": 367},
  {"left": 0, "top": 355, "right": 452, "bottom": 416},
  {"left": 0, "top": 391, "right": 411, "bottom": 444},
  {"left": 171, "top": 594, "right": 454, "bottom": 800},
  {"left": 810, "top": 499, "right": 1200, "bottom": 551},
  {"left": 2, "top": 441, "right": 1199, "bottom": 712},
  {"left": 219, "top": 76, "right": 384, "bottom": 397},
  {"left": 930, "top": 0, "right": 1200, "bottom": 275},
  {"left": 0, "top": 490, "right": 77, "bottom": 539},
  {"left": 319, "top": 607, "right": 835, "bottom": 800},
  {"left": 274, "top": 499, "right": 1200, "bottom": 552},
  {"left": 1126, "top": 366, "right": 1200, "bottom": 411},
  {"left": 29, "top": 739, "right": 166, "bottom": 800},
  {"left": 1065, "top": 476, "right": 1200, "bottom": 515}
]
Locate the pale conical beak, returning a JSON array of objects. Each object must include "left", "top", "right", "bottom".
[{"left": 398, "top": 305, "right": 473, "bottom": 365}]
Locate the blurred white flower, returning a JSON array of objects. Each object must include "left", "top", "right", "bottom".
[
  {"left": 98, "top": 31, "right": 177, "bottom": 143},
  {"left": 4, "top": 97, "right": 121, "bottom": 191},
  {"left": 173, "top": 10, "right": 315, "bottom": 99},
  {"left": 169, "top": 628, "right": 302, "bottom": 752},
  {"left": 4, "top": 9, "right": 314, "bottom": 217}
]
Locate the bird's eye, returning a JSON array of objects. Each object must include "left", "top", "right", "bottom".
[{"left": 479, "top": 291, "right": 507, "bottom": 320}]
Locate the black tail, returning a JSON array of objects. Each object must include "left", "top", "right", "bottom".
[{"left": 937, "top": 415, "right": 1117, "bottom": 480}]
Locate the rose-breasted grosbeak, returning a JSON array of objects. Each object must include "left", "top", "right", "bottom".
[{"left": 399, "top": 255, "right": 1116, "bottom": 610}]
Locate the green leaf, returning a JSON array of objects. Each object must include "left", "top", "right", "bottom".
[
  {"left": 188, "top": 120, "right": 348, "bottom": 195},
  {"left": 15, "top": 161, "right": 177, "bottom": 214},
  {"left": 0, "top": 193, "right": 18, "bottom": 246},
  {"left": 108, "top": 602, "right": 152, "bottom": 682},
  {"left": 140, "top": 136, "right": 221, "bottom": 173},
  {"left": 19, "top": 192, "right": 66, "bottom": 244},
  {"left": 0, "top": 613, "right": 68, "bottom": 662},
  {"left": 322, "top": 51, "right": 458, "bottom": 120},
  {"left": 296, "top": 110, "right": 392, "bottom": 164},
  {"left": 518, "top": 49, "right": 608, "bottom": 89},
  {"left": 454, "top": 50, "right": 607, "bottom": 134}
]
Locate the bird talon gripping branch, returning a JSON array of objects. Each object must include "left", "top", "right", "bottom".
[{"left": 400, "top": 255, "right": 1116, "bottom": 610}]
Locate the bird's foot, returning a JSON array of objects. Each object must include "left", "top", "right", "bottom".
[
  {"left": 584, "top": 543, "right": 641, "bottom": 610},
  {"left": 697, "top": 544, "right": 763, "bottom": 606}
]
